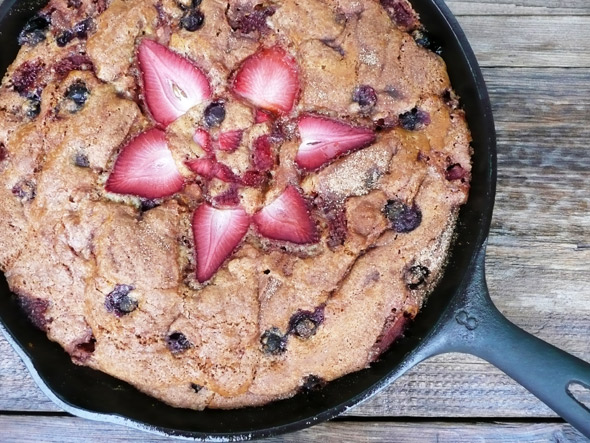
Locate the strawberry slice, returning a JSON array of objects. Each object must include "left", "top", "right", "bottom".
[
  {"left": 232, "top": 46, "right": 299, "bottom": 114},
  {"left": 217, "top": 130, "right": 243, "bottom": 152},
  {"left": 255, "top": 109, "right": 272, "bottom": 123},
  {"left": 106, "top": 129, "right": 184, "bottom": 199},
  {"left": 192, "top": 204, "right": 250, "bottom": 282},
  {"left": 252, "top": 134, "right": 274, "bottom": 171},
  {"left": 295, "top": 115, "right": 376, "bottom": 170},
  {"left": 138, "top": 39, "right": 211, "bottom": 127},
  {"left": 253, "top": 186, "right": 317, "bottom": 244},
  {"left": 193, "top": 128, "right": 211, "bottom": 152},
  {"left": 186, "top": 158, "right": 239, "bottom": 183}
]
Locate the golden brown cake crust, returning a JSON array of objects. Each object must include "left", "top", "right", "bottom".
[{"left": 0, "top": 0, "right": 471, "bottom": 409}]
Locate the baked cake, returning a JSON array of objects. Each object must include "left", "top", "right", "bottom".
[{"left": 0, "top": 0, "right": 471, "bottom": 409}]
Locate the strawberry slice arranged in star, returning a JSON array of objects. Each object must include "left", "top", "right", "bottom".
[
  {"left": 106, "top": 128, "right": 184, "bottom": 199},
  {"left": 138, "top": 39, "right": 212, "bottom": 127},
  {"left": 232, "top": 46, "right": 299, "bottom": 114},
  {"left": 253, "top": 186, "right": 318, "bottom": 244},
  {"left": 192, "top": 204, "right": 251, "bottom": 282},
  {"left": 186, "top": 158, "right": 239, "bottom": 183},
  {"left": 217, "top": 130, "right": 243, "bottom": 152},
  {"left": 295, "top": 115, "right": 376, "bottom": 171},
  {"left": 193, "top": 128, "right": 211, "bottom": 152}
]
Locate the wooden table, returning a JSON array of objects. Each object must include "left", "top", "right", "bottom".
[{"left": 1, "top": 0, "right": 590, "bottom": 441}]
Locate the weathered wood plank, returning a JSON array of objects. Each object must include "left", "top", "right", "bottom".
[
  {"left": 453, "top": 16, "right": 590, "bottom": 67},
  {"left": 447, "top": 0, "right": 589, "bottom": 16},
  {"left": 0, "top": 416, "right": 585, "bottom": 442}
]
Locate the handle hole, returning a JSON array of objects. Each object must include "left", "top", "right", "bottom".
[{"left": 567, "top": 382, "right": 590, "bottom": 412}]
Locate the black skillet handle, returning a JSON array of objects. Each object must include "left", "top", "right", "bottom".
[{"left": 421, "top": 244, "right": 590, "bottom": 438}]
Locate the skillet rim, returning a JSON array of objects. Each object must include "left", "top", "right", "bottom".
[{"left": 0, "top": 0, "right": 497, "bottom": 440}]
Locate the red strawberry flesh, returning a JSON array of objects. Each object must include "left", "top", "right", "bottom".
[
  {"left": 232, "top": 46, "right": 299, "bottom": 114},
  {"left": 138, "top": 39, "right": 211, "bottom": 127},
  {"left": 295, "top": 115, "right": 376, "bottom": 170},
  {"left": 253, "top": 186, "right": 317, "bottom": 244},
  {"left": 252, "top": 134, "right": 274, "bottom": 171},
  {"left": 105, "top": 128, "right": 184, "bottom": 199},
  {"left": 217, "top": 130, "right": 243, "bottom": 152},
  {"left": 186, "top": 158, "right": 239, "bottom": 183},
  {"left": 193, "top": 128, "right": 211, "bottom": 152},
  {"left": 192, "top": 204, "right": 250, "bottom": 282}
]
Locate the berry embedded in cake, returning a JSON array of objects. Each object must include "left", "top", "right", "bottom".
[{"left": 0, "top": 0, "right": 472, "bottom": 409}]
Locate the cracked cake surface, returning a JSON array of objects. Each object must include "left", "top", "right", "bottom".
[{"left": 0, "top": 0, "right": 472, "bottom": 409}]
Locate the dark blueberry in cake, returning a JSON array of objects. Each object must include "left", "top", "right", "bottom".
[
  {"left": 73, "top": 18, "right": 93, "bottom": 39},
  {"left": 140, "top": 198, "right": 160, "bottom": 211},
  {"left": 11, "top": 60, "right": 43, "bottom": 95},
  {"left": 0, "top": 143, "right": 7, "bottom": 162},
  {"left": 166, "top": 332, "right": 192, "bottom": 354},
  {"left": 288, "top": 306, "right": 325, "bottom": 339},
  {"left": 25, "top": 93, "right": 41, "bottom": 118},
  {"left": 445, "top": 163, "right": 467, "bottom": 181},
  {"left": 12, "top": 179, "right": 36, "bottom": 201},
  {"left": 74, "top": 151, "right": 90, "bottom": 168},
  {"left": 228, "top": 4, "right": 276, "bottom": 34},
  {"left": 56, "top": 30, "right": 73, "bottom": 47},
  {"left": 65, "top": 81, "right": 90, "bottom": 110},
  {"left": 260, "top": 327, "right": 287, "bottom": 355},
  {"left": 180, "top": 9, "right": 205, "bottom": 32},
  {"left": 404, "top": 265, "right": 430, "bottom": 290},
  {"left": 67, "top": 0, "right": 82, "bottom": 8},
  {"left": 204, "top": 101, "right": 225, "bottom": 127},
  {"left": 301, "top": 375, "right": 326, "bottom": 392},
  {"left": 352, "top": 85, "right": 377, "bottom": 109},
  {"left": 18, "top": 14, "right": 50, "bottom": 46},
  {"left": 105, "top": 284, "right": 138, "bottom": 317},
  {"left": 412, "top": 29, "right": 443, "bottom": 55},
  {"left": 191, "top": 383, "right": 203, "bottom": 393},
  {"left": 398, "top": 108, "right": 430, "bottom": 131},
  {"left": 383, "top": 199, "right": 422, "bottom": 233}
]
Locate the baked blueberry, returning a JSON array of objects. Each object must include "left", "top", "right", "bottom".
[
  {"left": 180, "top": 9, "right": 205, "bottom": 32},
  {"left": 74, "top": 151, "right": 90, "bottom": 168},
  {"left": 404, "top": 265, "right": 430, "bottom": 290},
  {"left": 204, "top": 101, "right": 225, "bottom": 127},
  {"left": 65, "top": 81, "right": 90, "bottom": 110},
  {"left": 302, "top": 375, "right": 326, "bottom": 392},
  {"left": 191, "top": 383, "right": 203, "bottom": 393},
  {"left": 18, "top": 14, "right": 50, "bottom": 46},
  {"left": 352, "top": 85, "right": 377, "bottom": 109},
  {"left": 399, "top": 108, "right": 430, "bottom": 130},
  {"left": 260, "top": 327, "right": 287, "bottom": 355},
  {"left": 166, "top": 332, "right": 192, "bottom": 354},
  {"left": 412, "top": 29, "right": 443, "bottom": 55},
  {"left": 73, "top": 18, "right": 93, "bottom": 38},
  {"left": 288, "top": 306, "right": 325, "bottom": 339},
  {"left": 11, "top": 179, "right": 36, "bottom": 201},
  {"left": 383, "top": 199, "right": 422, "bottom": 233},
  {"left": 56, "top": 30, "right": 73, "bottom": 47},
  {"left": 25, "top": 93, "right": 41, "bottom": 118},
  {"left": 104, "top": 284, "right": 137, "bottom": 317},
  {"left": 229, "top": 4, "right": 275, "bottom": 34}
]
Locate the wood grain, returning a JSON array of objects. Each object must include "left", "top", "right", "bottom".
[
  {"left": 458, "top": 16, "right": 590, "bottom": 67},
  {"left": 0, "top": 416, "right": 585, "bottom": 442},
  {"left": 448, "top": 0, "right": 590, "bottom": 16}
]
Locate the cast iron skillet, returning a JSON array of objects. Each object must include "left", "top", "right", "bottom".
[{"left": 1, "top": 0, "right": 589, "bottom": 440}]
